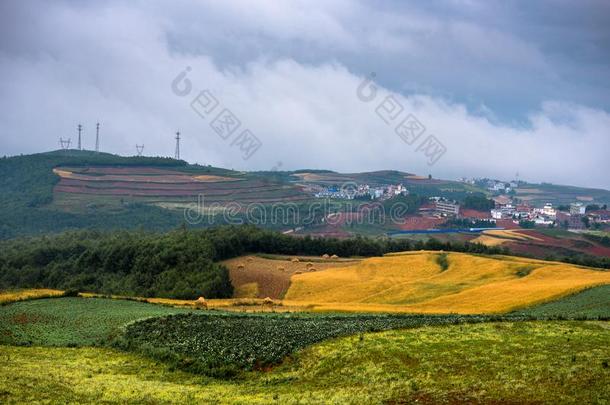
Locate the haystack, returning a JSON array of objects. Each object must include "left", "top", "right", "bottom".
[
  {"left": 195, "top": 296, "right": 208, "bottom": 309},
  {"left": 277, "top": 266, "right": 286, "bottom": 272},
  {"left": 237, "top": 263, "right": 245, "bottom": 270},
  {"left": 295, "top": 270, "right": 303, "bottom": 274},
  {"left": 246, "top": 257, "right": 253, "bottom": 262},
  {"left": 322, "top": 254, "right": 330, "bottom": 259},
  {"left": 331, "top": 254, "right": 339, "bottom": 259},
  {"left": 261, "top": 296, "right": 274, "bottom": 310},
  {"left": 309, "top": 268, "right": 317, "bottom": 272},
  {"left": 291, "top": 257, "right": 300, "bottom": 263},
  {"left": 306, "top": 262, "right": 314, "bottom": 268}
]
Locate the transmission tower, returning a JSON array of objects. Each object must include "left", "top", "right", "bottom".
[
  {"left": 136, "top": 144, "right": 144, "bottom": 157},
  {"left": 95, "top": 122, "right": 100, "bottom": 153},
  {"left": 174, "top": 131, "right": 181, "bottom": 159},
  {"left": 59, "top": 138, "right": 71, "bottom": 150},
  {"left": 77, "top": 124, "right": 83, "bottom": 150}
]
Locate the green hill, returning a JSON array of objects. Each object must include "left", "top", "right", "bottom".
[{"left": 2, "top": 150, "right": 608, "bottom": 240}]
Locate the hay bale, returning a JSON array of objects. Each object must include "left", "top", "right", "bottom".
[
  {"left": 306, "top": 262, "right": 314, "bottom": 268},
  {"left": 295, "top": 270, "right": 303, "bottom": 274},
  {"left": 194, "top": 296, "right": 208, "bottom": 309},
  {"left": 331, "top": 254, "right": 339, "bottom": 259},
  {"left": 277, "top": 266, "right": 285, "bottom": 272},
  {"left": 246, "top": 257, "right": 253, "bottom": 262},
  {"left": 261, "top": 296, "right": 274, "bottom": 310},
  {"left": 237, "top": 264, "right": 245, "bottom": 270},
  {"left": 309, "top": 268, "right": 317, "bottom": 272},
  {"left": 322, "top": 254, "right": 330, "bottom": 259},
  {"left": 291, "top": 257, "right": 300, "bottom": 263}
]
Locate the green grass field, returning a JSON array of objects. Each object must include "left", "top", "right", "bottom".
[
  {"left": 1, "top": 321, "right": 608, "bottom": 403},
  {"left": 516, "top": 284, "right": 610, "bottom": 318},
  {"left": 0, "top": 298, "right": 193, "bottom": 346}
]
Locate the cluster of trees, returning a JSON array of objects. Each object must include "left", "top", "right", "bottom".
[
  {"left": 0, "top": 228, "right": 232, "bottom": 299},
  {"left": 461, "top": 194, "right": 495, "bottom": 211},
  {"left": 583, "top": 233, "right": 610, "bottom": 248},
  {"left": 519, "top": 220, "right": 536, "bottom": 229},
  {"left": 585, "top": 204, "right": 607, "bottom": 212}
]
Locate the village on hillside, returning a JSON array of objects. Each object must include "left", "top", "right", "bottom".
[{"left": 310, "top": 177, "right": 610, "bottom": 232}]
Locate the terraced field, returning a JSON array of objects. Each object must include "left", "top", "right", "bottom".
[
  {"left": 472, "top": 229, "right": 543, "bottom": 246},
  {"left": 473, "top": 228, "right": 610, "bottom": 258},
  {"left": 53, "top": 165, "right": 310, "bottom": 205},
  {"left": 283, "top": 252, "right": 610, "bottom": 313}
]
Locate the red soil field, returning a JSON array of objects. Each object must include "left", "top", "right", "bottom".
[
  {"left": 398, "top": 216, "right": 446, "bottom": 230},
  {"left": 53, "top": 166, "right": 309, "bottom": 203},
  {"left": 460, "top": 209, "right": 492, "bottom": 219},
  {"left": 505, "top": 229, "right": 610, "bottom": 258}
]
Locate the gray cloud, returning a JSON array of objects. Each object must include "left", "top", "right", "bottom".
[{"left": 0, "top": 0, "right": 609, "bottom": 188}]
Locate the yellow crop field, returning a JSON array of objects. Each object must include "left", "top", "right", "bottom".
[
  {"left": 222, "top": 255, "right": 361, "bottom": 299},
  {"left": 52, "top": 168, "right": 73, "bottom": 178},
  {"left": 472, "top": 230, "right": 542, "bottom": 246},
  {"left": 192, "top": 175, "right": 240, "bottom": 182},
  {"left": 283, "top": 252, "right": 610, "bottom": 314},
  {"left": 0, "top": 289, "right": 64, "bottom": 304}
]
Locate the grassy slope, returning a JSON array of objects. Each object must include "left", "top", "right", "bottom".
[
  {"left": 1, "top": 321, "right": 608, "bottom": 403},
  {"left": 516, "top": 284, "right": 610, "bottom": 318},
  {"left": 284, "top": 252, "right": 610, "bottom": 313},
  {"left": 0, "top": 298, "right": 193, "bottom": 346}
]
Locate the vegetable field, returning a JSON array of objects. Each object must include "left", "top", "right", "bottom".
[
  {"left": 0, "top": 297, "right": 193, "bottom": 346},
  {"left": 116, "top": 312, "right": 534, "bottom": 377}
]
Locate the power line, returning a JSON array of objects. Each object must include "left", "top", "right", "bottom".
[{"left": 136, "top": 144, "right": 144, "bottom": 157}]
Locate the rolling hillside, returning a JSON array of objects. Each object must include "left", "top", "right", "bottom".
[{"left": 282, "top": 252, "right": 610, "bottom": 313}]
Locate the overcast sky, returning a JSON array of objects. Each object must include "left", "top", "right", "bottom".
[{"left": 0, "top": 0, "right": 609, "bottom": 188}]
